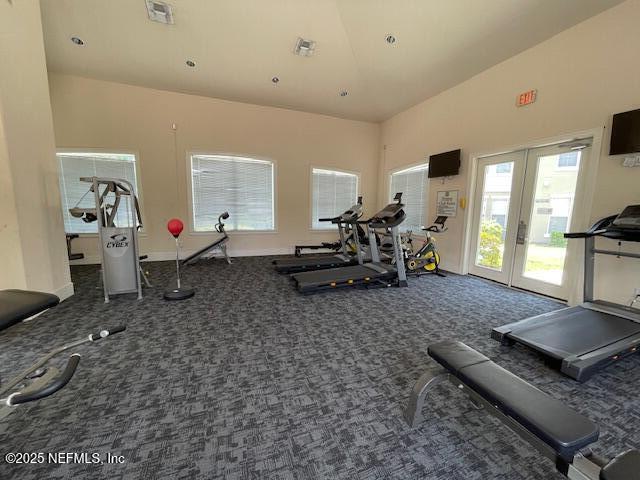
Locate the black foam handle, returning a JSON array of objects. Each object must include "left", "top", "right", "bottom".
[
  {"left": 90, "top": 325, "right": 126, "bottom": 341},
  {"left": 9, "top": 355, "right": 81, "bottom": 405},
  {"left": 107, "top": 325, "right": 127, "bottom": 335}
]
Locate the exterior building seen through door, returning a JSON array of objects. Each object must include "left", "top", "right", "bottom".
[{"left": 469, "top": 139, "right": 591, "bottom": 300}]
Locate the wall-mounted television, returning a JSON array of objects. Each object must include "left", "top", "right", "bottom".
[
  {"left": 610, "top": 108, "right": 640, "bottom": 155},
  {"left": 428, "top": 149, "right": 461, "bottom": 178}
]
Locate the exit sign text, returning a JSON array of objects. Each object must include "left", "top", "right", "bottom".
[{"left": 516, "top": 89, "right": 537, "bottom": 107}]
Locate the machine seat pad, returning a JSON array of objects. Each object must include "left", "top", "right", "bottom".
[
  {"left": 0, "top": 289, "right": 59, "bottom": 331},
  {"left": 428, "top": 340, "right": 490, "bottom": 373},
  {"left": 428, "top": 341, "right": 599, "bottom": 460},
  {"left": 600, "top": 450, "right": 640, "bottom": 480}
]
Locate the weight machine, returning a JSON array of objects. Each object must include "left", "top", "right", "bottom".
[{"left": 69, "top": 176, "right": 149, "bottom": 302}]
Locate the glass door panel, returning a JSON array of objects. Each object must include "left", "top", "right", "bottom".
[
  {"left": 468, "top": 151, "right": 526, "bottom": 283},
  {"left": 512, "top": 144, "right": 588, "bottom": 299},
  {"left": 475, "top": 162, "right": 513, "bottom": 270}
]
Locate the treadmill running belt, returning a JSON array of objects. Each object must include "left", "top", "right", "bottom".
[
  {"left": 508, "top": 307, "right": 640, "bottom": 359},
  {"left": 276, "top": 255, "right": 344, "bottom": 268},
  {"left": 274, "top": 255, "right": 357, "bottom": 274},
  {"left": 293, "top": 263, "right": 394, "bottom": 289}
]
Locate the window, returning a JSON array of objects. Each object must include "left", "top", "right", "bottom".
[
  {"left": 546, "top": 197, "right": 572, "bottom": 236},
  {"left": 495, "top": 163, "right": 512, "bottom": 174},
  {"left": 389, "top": 163, "right": 429, "bottom": 232},
  {"left": 557, "top": 152, "right": 579, "bottom": 169},
  {"left": 190, "top": 154, "right": 274, "bottom": 231},
  {"left": 311, "top": 168, "right": 358, "bottom": 229},
  {"left": 488, "top": 198, "right": 508, "bottom": 229},
  {"left": 57, "top": 152, "right": 139, "bottom": 234}
]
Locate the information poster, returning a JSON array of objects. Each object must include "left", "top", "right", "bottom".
[{"left": 436, "top": 190, "right": 458, "bottom": 217}]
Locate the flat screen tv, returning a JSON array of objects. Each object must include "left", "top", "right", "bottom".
[
  {"left": 610, "top": 108, "right": 640, "bottom": 155},
  {"left": 428, "top": 149, "right": 461, "bottom": 178}
]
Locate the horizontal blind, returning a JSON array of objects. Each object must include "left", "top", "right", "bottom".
[
  {"left": 312, "top": 168, "right": 358, "bottom": 229},
  {"left": 390, "top": 163, "right": 429, "bottom": 232},
  {"left": 191, "top": 155, "right": 274, "bottom": 231},
  {"left": 57, "top": 153, "right": 139, "bottom": 234}
]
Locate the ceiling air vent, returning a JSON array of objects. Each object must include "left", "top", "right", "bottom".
[
  {"left": 294, "top": 37, "right": 316, "bottom": 57},
  {"left": 146, "top": 1, "right": 174, "bottom": 24}
]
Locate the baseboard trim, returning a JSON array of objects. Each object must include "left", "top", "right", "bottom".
[
  {"left": 69, "top": 247, "right": 295, "bottom": 265},
  {"left": 54, "top": 281, "right": 75, "bottom": 301}
]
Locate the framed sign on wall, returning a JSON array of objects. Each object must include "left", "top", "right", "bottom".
[{"left": 436, "top": 190, "right": 458, "bottom": 217}]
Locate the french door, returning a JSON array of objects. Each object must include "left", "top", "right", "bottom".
[{"left": 469, "top": 140, "right": 591, "bottom": 299}]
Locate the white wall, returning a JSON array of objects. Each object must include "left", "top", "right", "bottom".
[
  {"left": 380, "top": 0, "right": 640, "bottom": 305},
  {"left": 0, "top": 0, "right": 71, "bottom": 297},
  {"left": 48, "top": 74, "right": 380, "bottom": 261}
]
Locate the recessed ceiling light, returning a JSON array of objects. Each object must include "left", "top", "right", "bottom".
[
  {"left": 272, "top": 77, "right": 280, "bottom": 84},
  {"left": 186, "top": 60, "right": 196, "bottom": 67},
  {"left": 339, "top": 91, "right": 348, "bottom": 97},
  {"left": 71, "top": 36, "right": 84, "bottom": 46},
  {"left": 385, "top": 34, "right": 397, "bottom": 45}
]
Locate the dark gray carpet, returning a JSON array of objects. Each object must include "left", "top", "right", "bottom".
[{"left": 1, "top": 257, "right": 638, "bottom": 479}]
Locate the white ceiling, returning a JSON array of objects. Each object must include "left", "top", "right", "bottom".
[{"left": 40, "top": 0, "right": 623, "bottom": 122}]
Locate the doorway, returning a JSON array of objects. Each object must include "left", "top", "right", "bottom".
[{"left": 468, "top": 139, "right": 591, "bottom": 300}]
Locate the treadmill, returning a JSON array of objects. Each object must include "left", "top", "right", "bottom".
[
  {"left": 492, "top": 205, "right": 640, "bottom": 381},
  {"left": 291, "top": 193, "right": 408, "bottom": 293},
  {"left": 273, "top": 197, "right": 365, "bottom": 274}
]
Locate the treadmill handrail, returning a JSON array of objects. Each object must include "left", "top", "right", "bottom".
[{"left": 565, "top": 214, "right": 640, "bottom": 242}]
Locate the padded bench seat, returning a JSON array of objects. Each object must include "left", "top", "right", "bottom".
[
  {"left": 0, "top": 289, "right": 60, "bottom": 331},
  {"left": 428, "top": 340, "right": 599, "bottom": 461}
]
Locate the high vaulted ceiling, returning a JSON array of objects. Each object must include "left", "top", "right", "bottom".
[{"left": 41, "top": 0, "right": 623, "bottom": 122}]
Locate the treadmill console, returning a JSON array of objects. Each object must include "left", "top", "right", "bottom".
[
  {"left": 369, "top": 202, "right": 406, "bottom": 227},
  {"left": 340, "top": 203, "right": 363, "bottom": 222},
  {"left": 612, "top": 205, "right": 640, "bottom": 229}
]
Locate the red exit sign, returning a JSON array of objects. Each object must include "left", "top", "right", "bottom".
[{"left": 516, "top": 89, "right": 537, "bottom": 107}]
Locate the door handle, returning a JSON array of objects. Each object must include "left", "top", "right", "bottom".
[{"left": 516, "top": 220, "right": 527, "bottom": 245}]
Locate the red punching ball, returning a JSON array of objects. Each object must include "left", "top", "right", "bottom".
[
  {"left": 167, "top": 218, "right": 184, "bottom": 238},
  {"left": 164, "top": 217, "right": 195, "bottom": 300}
]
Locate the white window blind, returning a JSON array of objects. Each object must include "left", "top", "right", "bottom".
[
  {"left": 311, "top": 168, "right": 359, "bottom": 229},
  {"left": 390, "top": 163, "right": 429, "bottom": 232},
  {"left": 57, "top": 152, "right": 139, "bottom": 234},
  {"left": 190, "top": 154, "right": 274, "bottom": 231}
]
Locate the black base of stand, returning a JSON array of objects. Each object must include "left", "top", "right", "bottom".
[{"left": 163, "top": 288, "right": 195, "bottom": 301}]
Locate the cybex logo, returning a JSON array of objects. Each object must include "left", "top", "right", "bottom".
[{"left": 106, "top": 233, "right": 129, "bottom": 249}]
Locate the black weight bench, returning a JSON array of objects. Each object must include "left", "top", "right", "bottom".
[
  {"left": 1, "top": 289, "right": 126, "bottom": 420},
  {"left": 0, "top": 289, "right": 60, "bottom": 331},
  {"left": 405, "top": 340, "right": 640, "bottom": 480}
]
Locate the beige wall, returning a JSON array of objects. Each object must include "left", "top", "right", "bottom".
[
  {"left": 49, "top": 74, "right": 380, "bottom": 259},
  {"left": 5, "top": 0, "right": 637, "bottom": 304},
  {"left": 0, "top": 105, "right": 26, "bottom": 289},
  {"left": 0, "top": 1, "right": 71, "bottom": 296},
  {"left": 380, "top": 0, "right": 640, "bottom": 304}
]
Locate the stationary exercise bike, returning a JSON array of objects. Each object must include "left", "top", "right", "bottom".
[{"left": 404, "top": 216, "right": 447, "bottom": 277}]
